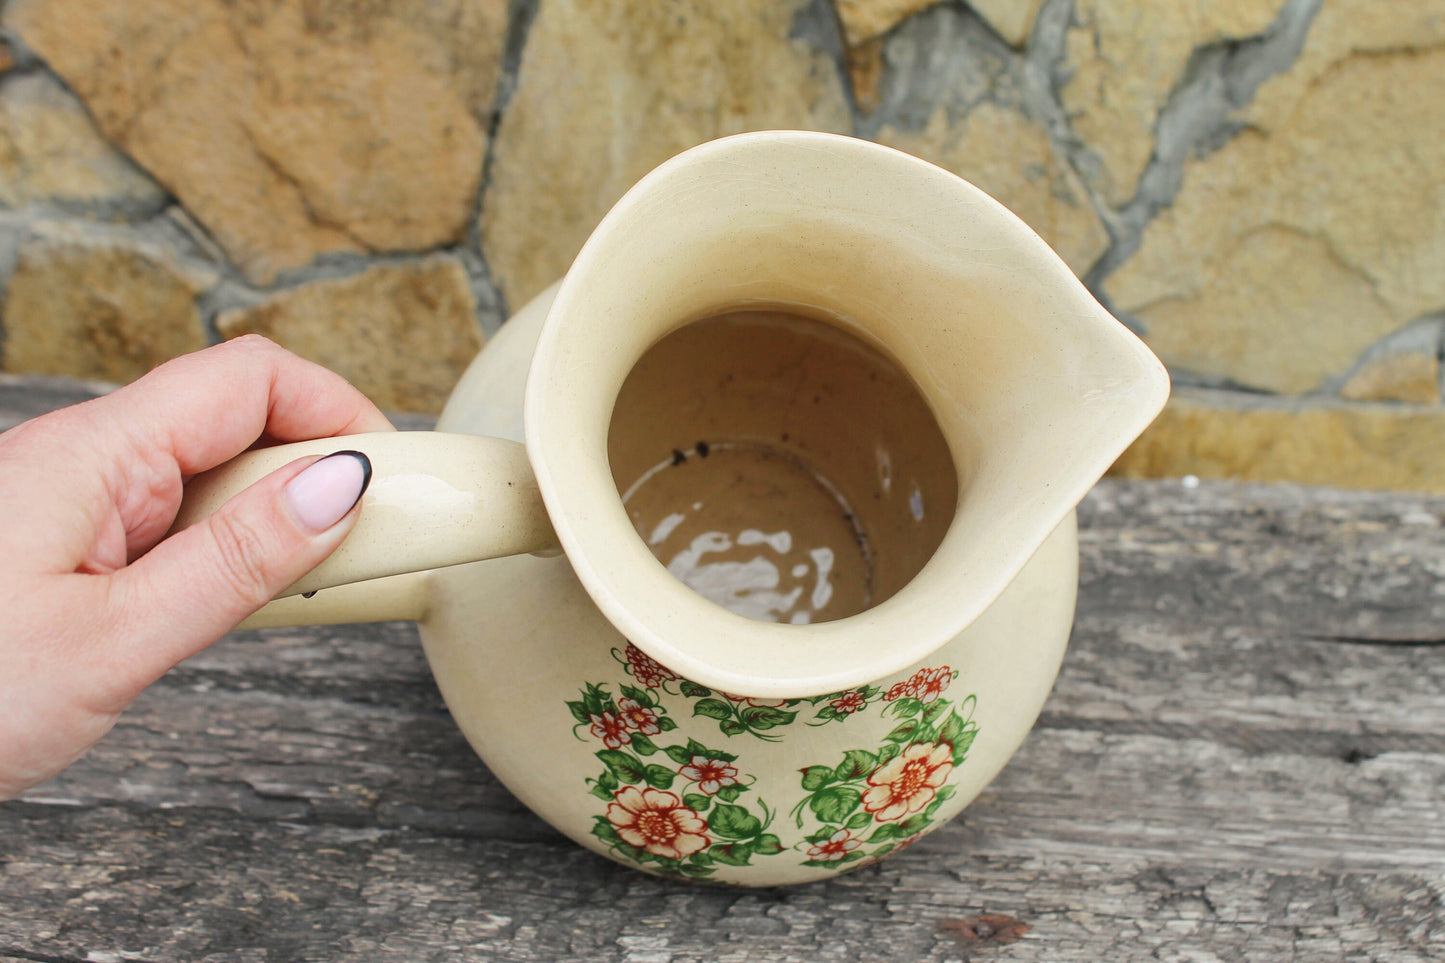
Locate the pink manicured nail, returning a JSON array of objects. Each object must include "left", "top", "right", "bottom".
[{"left": 284, "top": 451, "right": 372, "bottom": 532}]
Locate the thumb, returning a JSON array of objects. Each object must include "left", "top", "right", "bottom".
[{"left": 110, "top": 450, "right": 372, "bottom": 679}]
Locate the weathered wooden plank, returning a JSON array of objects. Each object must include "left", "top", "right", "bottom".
[
  {"left": 3, "top": 375, "right": 1443, "bottom": 962},
  {"left": 22, "top": 674, "right": 1444, "bottom": 867},
  {"left": 2, "top": 802, "right": 1440, "bottom": 963}
]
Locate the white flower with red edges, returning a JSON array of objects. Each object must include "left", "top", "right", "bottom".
[
  {"left": 605, "top": 787, "right": 710, "bottom": 860},
  {"left": 616, "top": 698, "right": 662, "bottom": 736},
  {"left": 862, "top": 742, "right": 954, "bottom": 822},
  {"left": 828, "top": 690, "right": 868, "bottom": 715},
  {"left": 588, "top": 711, "right": 630, "bottom": 749},
  {"left": 806, "top": 828, "right": 863, "bottom": 862},
  {"left": 678, "top": 755, "right": 739, "bottom": 795}
]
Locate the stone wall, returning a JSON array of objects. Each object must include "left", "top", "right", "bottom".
[{"left": 0, "top": 0, "right": 1441, "bottom": 489}]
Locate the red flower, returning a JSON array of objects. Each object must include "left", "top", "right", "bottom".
[
  {"left": 606, "top": 787, "right": 710, "bottom": 860},
  {"left": 884, "top": 679, "right": 917, "bottom": 702},
  {"left": 828, "top": 690, "right": 868, "bottom": 715},
  {"left": 915, "top": 667, "right": 953, "bottom": 704},
  {"left": 624, "top": 644, "right": 678, "bottom": 689},
  {"left": 862, "top": 743, "right": 954, "bottom": 822},
  {"left": 678, "top": 755, "right": 739, "bottom": 795},
  {"left": 806, "top": 828, "right": 863, "bottom": 862},
  {"left": 617, "top": 698, "right": 662, "bottom": 736},
  {"left": 884, "top": 666, "right": 953, "bottom": 703},
  {"left": 588, "top": 711, "right": 630, "bottom": 749}
]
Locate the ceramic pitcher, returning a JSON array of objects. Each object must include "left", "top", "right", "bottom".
[{"left": 177, "top": 131, "right": 1170, "bottom": 886}]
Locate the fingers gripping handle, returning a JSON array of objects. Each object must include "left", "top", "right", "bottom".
[{"left": 173, "top": 432, "right": 559, "bottom": 601}]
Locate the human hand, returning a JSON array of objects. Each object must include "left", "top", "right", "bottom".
[{"left": 0, "top": 336, "right": 394, "bottom": 798}]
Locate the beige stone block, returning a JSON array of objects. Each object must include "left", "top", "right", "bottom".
[
  {"left": 1111, "top": 387, "right": 1445, "bottom": 494},
  {"left": 1, "top": 237, "right": 209, "bottom": 383},
  {"left": 1109, "top": 3, "right": 1445, "bottom": 394},
  {"left": 480, "top": 0, "right": 851, "bottom": 310},
  {"left": 969, "top": 0, "right": 1048, "bottom": 47},
  {"left": 1340, "top": 352, "right": 1442, "bottom": 406},
  {"left": 1061, "top": 0, "right": 1279, "bottom": 207},
  {"left": 835, "top": 0, "right": 940, "bottom": 46},
  {"left": 835, "top": 0, "right": 1041, "bottom": 48},
  {"left": 878, "top": 102, "right": 1110, "bottom": 276},
  {"left": 216, "top": 258, "right": 483, "bottom": 413},
  {"left": 5, "top": 0, "right": 507, "bottom": 284},
  {"left": 0, "top": 72, "right": 166, "bottom": 209}
]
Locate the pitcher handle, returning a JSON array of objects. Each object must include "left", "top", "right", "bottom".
[{"left": 171, "top": 432, "right": 558, "bottom": 623}]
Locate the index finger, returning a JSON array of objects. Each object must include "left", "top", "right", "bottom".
[{"left": 104, "top": 335, "right": 395, "bottom": 476}]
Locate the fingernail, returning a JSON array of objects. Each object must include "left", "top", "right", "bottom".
[{"left": 284, "top": 451, "right": 372, "bottom": 532}]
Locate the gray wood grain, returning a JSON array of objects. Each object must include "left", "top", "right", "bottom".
[{"left": 1, "top": 374, "right": 1442, "bottom": 962}]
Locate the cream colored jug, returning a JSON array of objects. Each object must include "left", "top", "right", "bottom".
[{"left": 178, "top": 131, "right": 1169, "bottom": 885}]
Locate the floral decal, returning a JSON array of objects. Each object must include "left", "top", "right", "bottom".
[
  {"left": 569, "top": 681, "right": 782, "bottom": 880},
  {"left": 575, "top": 651, "right": 978, "bottom": 878},
  {"left": 606, "top": 786, "right": 710, "bottom": 860},
  {"left": 614, "top": 645, "right": 900, "bottom": 740},
  {"left": 791, "top": 674, "right": 977, "bottom": 868}
]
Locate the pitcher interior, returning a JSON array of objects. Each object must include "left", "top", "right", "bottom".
[{"left": 608, "top": 309, "right": 958, "bottom": 626}]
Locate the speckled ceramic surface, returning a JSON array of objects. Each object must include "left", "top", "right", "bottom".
[{"left": 186, "top": 132, "right": 1170, "bottom": 885}]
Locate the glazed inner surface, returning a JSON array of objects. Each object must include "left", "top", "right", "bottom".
[{"left": 608, "top": 309, "right": 958, "bottom": 625}]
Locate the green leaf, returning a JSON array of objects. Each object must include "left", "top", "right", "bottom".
[
  {"left": 680, "top": 681, "right": 712, "bottom": 698},
  {"left": 870, "top": 842, "right": 897, "bottom": 859},
  {"left": 658, "top": 717, "right": 678, "bottom": 732},
  {"left": 689, "top": 851, "right": 715, "bottom": 868},
  {"left": 710, "top": 842, "right": 755, "bottom": 867},
  {"left": 813, "top": 706, "right": 841, "bottom": 724},
  {"left": 832, "top": 749, "right": 880, "bottom": 782},
  {"left": 693, "top": 699, "right": 734, "bottom": 721},
  {"left": 922, "top": 787, "right": 956, "bottom": 821},
  {"left": 709, "top": 803, "right": 763, "bottom": 839},
  {"left": 845, "top": 811, "right": 874, "bottom": 831},
  {"left": 800, "top": 766, "right": 836, "bottom": 792},
  {"left": 753, "top": 833, "right": 783, "bottom": 855},
  {"left": 922, "top": 698, "right": 950, "bottom": 725},
  {"left": 740, "top": 705, "right": 797, "bottom": 730},
  {"left": 684, "top": 793, "right": 712, "bottom": 812},
  {"left": 620, "top": 684, "right": 656, "bottom": 707},
  {"left": 720, "top": 721, "right": 747, "bottom": 737},
  {"left": 677, "top": 862, "right": 716, "bottom": 879},
  {"left": 663, "top": 744, "right": 694, "bottom": 765},
  {"left": 884, "top": 719, "right": 920, "bottom": 744},
  {"left": 805, "top": 827, "right": 840, "bottom": 844},
  {"left": 589, "top": 769, "right": 620, "bottom": 800},
  {"left": 629, "top": 734, "right": 659, "bottom": 756},
  {"left": 597, "top": 749, "right": 646, "bottom": 783},
  {"left": 899, "top": 814, "right": 930, "bottom": 834},
  {"left": 867, "top": 822, "right": 904, "bottom": 843},
  {"left": 714, "top": 783, "right": 745, "bottom": 803},
  {"left": 590, "top": 817, "right": 622, "bottom": 844},
  {"left": 643, "top": 765, "right": 676, "bottom": 790},
  {"left": 567, "top": 701, "right": 591, "bottom": 724},
  {"left": 891, "top": 696, "right": 925, "bottom": 718},
  {"left": 877, "top": 742, "right": 901, "bottom": 766},
  {"left": 582, "top": 683, "right": 615, "bottom": 716},
  {"left": 809, "top": 786, "right": 862, "bottom": 824}
]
